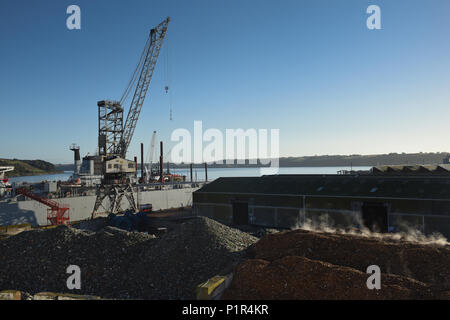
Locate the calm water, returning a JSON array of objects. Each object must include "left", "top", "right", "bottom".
[
  {"left": 9, "top": 166, "right": 370, "bottom": 184},
  {"left": 9, "top": 172, "right": 75, "bottom": 184}
]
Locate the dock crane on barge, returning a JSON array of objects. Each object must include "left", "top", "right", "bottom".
[{"left": 92, "top": 17, "right": 170, "bottom": 217}]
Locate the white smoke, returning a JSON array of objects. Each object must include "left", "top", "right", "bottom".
[{"left": 298, "top": 217, "right": 449, "bottom": 246}]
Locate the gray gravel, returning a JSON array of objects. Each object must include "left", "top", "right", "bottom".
[{"left": 0, "top": 217, "right": 257, "bottom": 299}]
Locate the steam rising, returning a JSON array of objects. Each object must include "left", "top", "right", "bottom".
[{"left": 298, "top": 217, "right": 449, "bottom": 246}]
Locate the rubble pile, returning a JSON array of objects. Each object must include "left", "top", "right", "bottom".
[
  {"left": 223, "top": 229, "right": 450, "bottom": 300},
  {"left": 223, "top": 256, "right": 435, "bottom": 299},
  {"left": 0, "top": 217, "right": 257, "bottom": 299}
]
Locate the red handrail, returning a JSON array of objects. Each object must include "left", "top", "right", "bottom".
[
  {"left": 16, "top": 188, "right": 64, "bottom": 210},
  {"left": 16, "top": 188, "right": 70, "bottom": 225}
]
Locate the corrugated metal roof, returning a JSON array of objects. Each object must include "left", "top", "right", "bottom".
[
  {"left": 196, "top": 174, "right": 450, "bottom": 200},
  {"left": 371, "top": 164, "right": 450, "bottom": 174}
]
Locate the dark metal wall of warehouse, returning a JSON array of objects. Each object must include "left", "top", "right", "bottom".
[{"left": 193, "top": 175, "right": 450, "bottom": 238}]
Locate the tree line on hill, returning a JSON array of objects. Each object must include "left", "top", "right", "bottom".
[
  {"left": 7, "top": 152, "right": 447, "bottom": 178},
  {"left": 54, "top": 152, "right": 450, "bottom": 171},
  {"left": 0, "top": 159, "right": 62, "bottom": 177}
]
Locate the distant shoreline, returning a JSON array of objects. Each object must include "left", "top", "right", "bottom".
[
  {"left": 0, "top": 158, "right": 64, "bottom": 179},
  {"left": 55, "top": 163, "right": 371, "bottom": 171},
  {"left": 8, "top": 167, "right": 364, "bottom": 182},
  {"left": 12, "top": 151, "right": 450, "bottom": 174},
  {"left": 7, "top": 170, "right": 64, "bottom": 178}
]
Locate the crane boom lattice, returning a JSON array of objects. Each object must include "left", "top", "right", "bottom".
[{"left": 116, "top": 17, "right": 170, "bottom": 158}]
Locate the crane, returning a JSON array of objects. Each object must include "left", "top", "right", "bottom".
[
  {"left": 115, "top": 17, "right": 170, "bottom": 158},
  {"left": 97, "top": 17, "right": 170, "bottom": 160},
  {"left": 93, "top": 17, "right": 170, "bottom": 217}
]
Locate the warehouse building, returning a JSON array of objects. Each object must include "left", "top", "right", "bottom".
[{"left": 193, "top": 172, "right": 450, "bottom": 239}]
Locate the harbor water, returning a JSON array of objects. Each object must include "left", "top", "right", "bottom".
[{"left": 8, "top": 167, "right": 371, "bottom": 184}]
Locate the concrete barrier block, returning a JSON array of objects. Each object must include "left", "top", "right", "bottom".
[
  {"left": 33, "top": 292, "right": 101, "bottom": 300},
  {"left": 39, "top": 225, "right": 58, "bottom": 230},
  {"left": 33, "top": 292, "right": 59, "bottom": 300},
  {"left": 0, "top": 223, "right": 32, "bottom": 236},
  {"left": 0, "top": 290, "right": 22, "bottom": 300},
  {"left": 57, "top": 293, "right": 101, "bottom": 300},
  {"left": 196, "top": 274, "right": 233, "bottom": 300}
]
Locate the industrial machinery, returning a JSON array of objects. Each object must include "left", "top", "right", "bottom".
[
  {"left": 69, "top": 144, "right": 82, "bottom": 175},
  {"left": 0, "top": 166, "right": 14, "bottom": 180},
  {"left": 142, "top": 130, "right": 157, "bottom": 183},
  {"left": 92, "top": 17, "right": 170, "bottom": 217},
  {"left": 16, "top": 188, "right": 70, "bottom": 225},
  {"left": 109, "top": 210, "right": 150, "bottom": 232},
  {"left": 0, "top": 167, "right": 14, "bottom": 198}
]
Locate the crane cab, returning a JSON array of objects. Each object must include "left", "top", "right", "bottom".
[{"left": 104, "top": 156, "right": 136, "bottom": 175}]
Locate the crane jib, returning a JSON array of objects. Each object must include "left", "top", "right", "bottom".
[{"left": 115, "top": 17, "right": 170, "bottom": 158}]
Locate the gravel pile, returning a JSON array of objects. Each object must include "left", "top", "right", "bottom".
[
  {"left": 234, "top": 225, "right": 281, "bottom": 238},
  {"left": 223, "top": 228, "right": 450, "bottom": 299},
  {"left": 251, "top": 229, "right": 450, "bottom": 290},
  {"left": 0, "top": 217, "right": 257, "bottom": 299},
  {"left": 223, "top": 256, "right": 437, "bottom": 300}
]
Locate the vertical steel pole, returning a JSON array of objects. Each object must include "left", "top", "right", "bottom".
[
  {"left": 140, "top": 143, "right": 144, "bottom": 181},
  {"left": 159, "top": 141, "right": 164, "bottom": 183}
]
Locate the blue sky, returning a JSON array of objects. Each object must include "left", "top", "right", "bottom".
[{"left": 1, "top": 0, "right": 450, "bottom": 163}]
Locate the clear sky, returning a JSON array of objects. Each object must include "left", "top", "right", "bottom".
[{"left": 1, "top": 0, "right": 450, "bottom": 163}]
